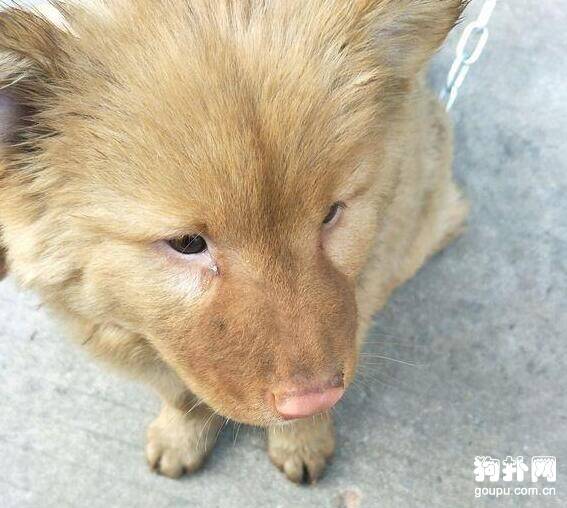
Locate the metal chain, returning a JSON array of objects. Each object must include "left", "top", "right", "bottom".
[{"left": 440, "top": 0, "right": 499, "bottom": 111}]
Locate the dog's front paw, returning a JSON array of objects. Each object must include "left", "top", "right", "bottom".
[
  {"left": 268, "top": 415, "right": 335, "bottom": 484},
  {"left": 146, "top": 403, "right": 222, "bottom": 478}
]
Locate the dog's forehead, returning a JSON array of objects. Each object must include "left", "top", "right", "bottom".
[
  {"left": 74, "top": 64, "right": 351, "bottom": 232},
  {"left": 135, "top": 94, "right": 339, "bottom": 237}
]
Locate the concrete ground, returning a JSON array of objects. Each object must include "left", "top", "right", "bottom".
[{"left": 1, "top": 1, "right": 565, "bottom": 507}]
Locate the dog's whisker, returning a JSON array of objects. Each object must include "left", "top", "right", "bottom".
[
  {"left": 360, "top": 355, "right": 422, "bottom": 367},
  {"left": 357, "top": 365, "right": 423, "bottom": 394},
  {"left": 358, "top": 370, "right": 409, "bottom": 391},
  {"left": 232, "top": 422, "right": 242, "bottom": 447},
  {"left": 199, "top": 410, "right": 218, "bottom": 453},
  {"left": 184, "top": 398, "right": 203, "bottom": 418},
  {"left": 362, "top": 340, "right": 428, "bottom": 350},
  {"left": 215, "top": 417, "right": 230, "bottom": 444}
]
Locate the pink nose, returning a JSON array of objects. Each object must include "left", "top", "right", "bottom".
[{"left": 273, "top": 374, "right": 345, "bottom": 419}]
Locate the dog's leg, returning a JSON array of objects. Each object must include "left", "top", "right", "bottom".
[
  {"left": 267, "top": 413, "right": 335, "bottom": 484},
  {"left": 146, "top": 401, "right": 224, "bottom": 478},
  {"left": 66, "top": 319, "right": 225, "bottom": 477}
]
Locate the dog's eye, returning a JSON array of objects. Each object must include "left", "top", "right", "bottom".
[
  {"left": 167, "top": 235, "right": 207, "bottom": 255},
  {"left": 323, "top": 202, "right": 344, "bottom": 226}
]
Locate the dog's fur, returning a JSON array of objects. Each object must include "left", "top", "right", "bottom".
[{"left": 0, "top": 0, "right": 468, "bottom": 483}]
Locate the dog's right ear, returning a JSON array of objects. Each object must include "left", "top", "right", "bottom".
[{"left": 0, "top": 7, "right": 70, "bottom": 149}]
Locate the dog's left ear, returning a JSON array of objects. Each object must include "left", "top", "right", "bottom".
[{"left": 0, "top": 7, "right": 70, "bottom": 149}]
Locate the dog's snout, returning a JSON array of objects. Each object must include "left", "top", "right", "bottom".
[{"left": 271, "top": 373, "right": 345, "bottom": 420}]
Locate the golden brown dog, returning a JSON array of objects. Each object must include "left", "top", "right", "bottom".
[{"left": 0, "top": 0, "right": 468, "bottom": 483}]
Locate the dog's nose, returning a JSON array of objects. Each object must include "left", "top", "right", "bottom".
[{"left": 272, "top": 373, "right": 344, "bottom": 419}]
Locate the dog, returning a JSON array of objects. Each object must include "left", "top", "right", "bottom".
[{"left": 0, "top": 0, "right": 468, "bottom": 483}]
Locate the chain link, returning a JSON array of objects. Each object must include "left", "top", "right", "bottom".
[{"left": 440, "top": 0, "right": 498, "bottom": 111}]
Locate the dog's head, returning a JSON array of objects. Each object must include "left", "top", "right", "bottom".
[{"left": 0, "top": 0, "right": 464, "bottom": 425}]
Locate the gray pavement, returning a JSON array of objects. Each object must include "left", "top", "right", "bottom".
[{"left": 1, "top": 1, "right": 566, "bottom": 507}]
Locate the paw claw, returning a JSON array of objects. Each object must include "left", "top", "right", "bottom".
[
  {"left": 146, "top": 404, "right": 221, "bottom": 479},
  {"left": 268, "top": 416, "right": 335, "bottom": 484}
]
